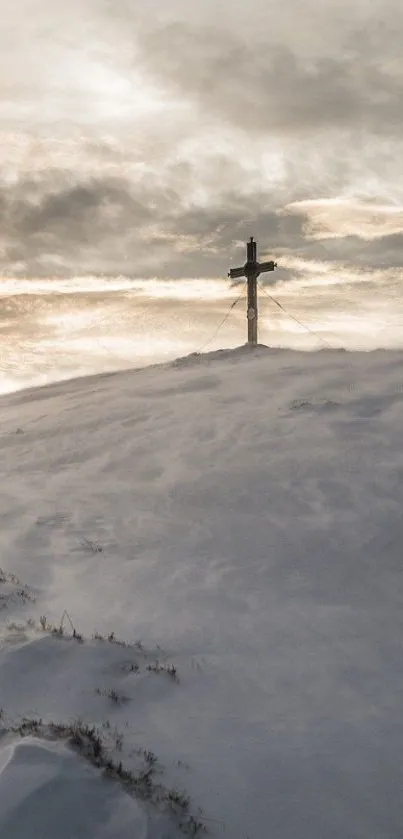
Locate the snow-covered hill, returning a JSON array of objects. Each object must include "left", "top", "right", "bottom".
[{"left": 1, "top": 345, "right": 403, "bottom": 838}]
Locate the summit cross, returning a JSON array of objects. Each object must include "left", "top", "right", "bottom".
[{"left": 228, "top": 237, "right": 277, "bottom": 346}]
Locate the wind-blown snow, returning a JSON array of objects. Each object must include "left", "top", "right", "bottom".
[{"left": 1, "top": 344, "right": 403, "bottom": 837}]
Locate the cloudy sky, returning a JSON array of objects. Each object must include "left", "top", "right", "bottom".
[{"left": 1, "top": 0, "right": 403, "bottom": 279}]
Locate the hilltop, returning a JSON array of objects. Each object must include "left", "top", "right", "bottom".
[{"left": 1, "top": 345, "right": 403, "bottom": 838}]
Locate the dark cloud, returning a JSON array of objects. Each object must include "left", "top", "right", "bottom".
[
  {"left": 134, "top": 20, "right": 403, "bottom": 138},
  {"left": 1, "top": 173, "right": 161, "bottom": 275},
  {"left": 310, "top": 233, "right": 403, "bottom": 269},
  {"left": 2, "top": 163, "right": 403, "bottom": 278}
]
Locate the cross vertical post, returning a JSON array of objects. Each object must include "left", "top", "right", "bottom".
[
  {"left": 246, "top": 236, "right": 258, "bottom": 345},
  {"left": 228, "top": 237, "right": 277, "bottom": 347}
]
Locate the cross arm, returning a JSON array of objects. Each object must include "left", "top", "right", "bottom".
[
  {"left": 258, "top": 260, "right": 277, "bottom": 274},
  {"left": 228, "top": 266, "right": 246, "bottom": 279}
]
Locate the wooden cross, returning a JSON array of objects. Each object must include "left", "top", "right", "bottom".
[{"left": 228, "top": 237, "right": 277, "bottom": 346}]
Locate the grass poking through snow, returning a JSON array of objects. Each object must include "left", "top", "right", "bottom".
[{"left": 3, "top": 716, "right": 206, "bottom": 836}]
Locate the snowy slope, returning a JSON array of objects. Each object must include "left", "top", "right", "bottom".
[{"left": 1, "top": 345, "right": 403, "bottom": 838}]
